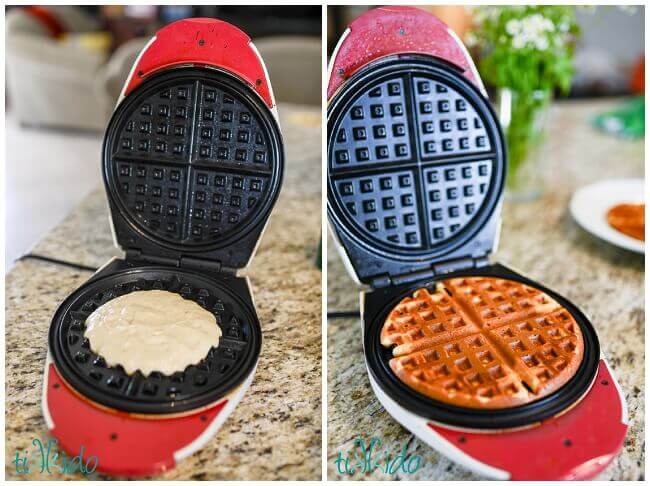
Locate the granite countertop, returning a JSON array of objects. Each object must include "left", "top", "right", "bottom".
[
  {"left": 327, "top": 98, "right": 645, "bottom": 480},
  {"left": 5, "top": 104, "right": 322, "bottom": 480}
]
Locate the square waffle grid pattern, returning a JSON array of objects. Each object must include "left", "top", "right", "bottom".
[
  {"left": 413, "top": 76, "right": 491, "bottom": 158},
  {"left": 381, "top": 278, "right": 584, "bottom": 408},
  {"left": 332, "top": 78, "right": 412, "bottom": 168},
  {"left": 112, "top": 80, "right": 273, "bottom": 244},
  {"left": 64, "top": 275, "right": 250, "bottom": 407},
  {"left": 336, "top": 171, "right": 421, "bottom": 247},
  {"left": 423, "top": 162, "right": 492, "bottom": 243},
  {"left": 330, "top": 73, "right": 496, "bottom": 250}
]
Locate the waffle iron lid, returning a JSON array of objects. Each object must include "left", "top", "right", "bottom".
[
  {"left": 102, "top": 66, "right": 284, "bottom": 271},
  {"left": 327, "top": 55, "right": 507, "bottom": 286}
]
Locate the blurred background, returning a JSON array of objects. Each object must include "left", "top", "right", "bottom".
[
  {"left": 328, "top": 5, "right": 644, "bottom": 98},
  {"left": 5, "top": 5, "right": 321, "bottom": 270}
]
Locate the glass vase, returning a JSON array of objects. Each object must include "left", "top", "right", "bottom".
[{"left": 497, "top": 88, "right": 552, "bottom": 202}]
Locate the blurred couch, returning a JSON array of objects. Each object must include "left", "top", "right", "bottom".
[
  {"left": 6, "top": 6, "right": 321, "bottom": 131},
  {"left": 6, "top": 6, "right": 147, "bottom": 131}
]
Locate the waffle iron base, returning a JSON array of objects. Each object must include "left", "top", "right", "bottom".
[
  {"left": 363, "top": 263, "right": 600, "bottom": 431},
  {"left": 43, "top": 356, "right": 256, "bottom": 477},
  {"left": 366, "top": 359, "right": 628, "bottom": 480},
  {"left": 48, "top": 258, "right": 261, "bottom": 416}
]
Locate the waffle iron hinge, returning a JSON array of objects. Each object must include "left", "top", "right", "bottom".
[
  {"left": 371, "top": 254, "right": 491, "bottom": 288},
  {"left": 125, "top": 249, "right": 236, "bottom": 275}
]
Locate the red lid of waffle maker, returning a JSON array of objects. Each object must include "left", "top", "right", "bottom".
[
  {"left": 105, "top": 17, "right": 283, "bottom": 272},
  {"left": 327, "top": 7, "right": 505, "bottom": 286}
]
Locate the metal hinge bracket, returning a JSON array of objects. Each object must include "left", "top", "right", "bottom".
[
  {"left": 125, "top": 249, "right": 233, "bottom": 275},
  {"left": 370, "top": 254, "right": 490, "bottom": 289}
]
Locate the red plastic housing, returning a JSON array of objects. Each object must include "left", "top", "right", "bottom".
[
  {"left": 123, "top": 18, "right": 274, "bottom": 109},
  {"left": 327, "top": 6, "right": 481, "bottom": 100},
  {"left": 430, "top": 360, "right": 628, "bottom": 480},
  {"left": 46, "top": 364, "right": 227, "bottom": 477}
]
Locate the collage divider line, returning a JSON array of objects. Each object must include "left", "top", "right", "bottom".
[{"left": 320, "top": 3, "right": 328, "bottom": 481}]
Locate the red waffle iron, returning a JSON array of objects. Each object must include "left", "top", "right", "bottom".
[
  {"left": 42, "top": 18, "right": 283, "bottom": 476},
  {"left": 327, "top": 7, "right": 628, "bottom": 480}
]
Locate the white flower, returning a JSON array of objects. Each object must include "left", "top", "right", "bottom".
[
  {"left": 504, "top": 13, "right": 556, "bottom": 50},
  {"left": 539, "top": 15, "right": 554, "bottom": 30},
  {"left": 506, "top": 19, "right": 521, "bottom": 36},
  {"left": 512, "top": 35, "right": 526, "bottom": 49},
  {"left": 522, "top": 14, "right": 555, "bottom": 34}
]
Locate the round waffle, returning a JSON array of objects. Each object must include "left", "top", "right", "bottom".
[{"left": 381, "top": 277, "right": 584, "bottom": 409}]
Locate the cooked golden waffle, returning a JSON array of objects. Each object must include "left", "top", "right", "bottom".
[{"left": 381, "top": 277, "right": 584, "bottom": 409}]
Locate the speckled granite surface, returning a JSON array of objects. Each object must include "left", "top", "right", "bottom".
[
  {"left": 5, "top": 104, "right": 322, "bottom": 480},
  {"left": 327, "top": 99, "right": 644, "bottom": 480}
]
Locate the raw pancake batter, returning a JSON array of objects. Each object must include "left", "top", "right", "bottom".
[
  {"left": 381, "top": 277, "right": 584, "bottom": 409},
  {"left": 85, "top": 290, "right": 221, "bottom": 376}
]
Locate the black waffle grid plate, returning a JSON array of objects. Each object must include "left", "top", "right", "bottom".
[
  {"left": 328, "top": 55, "right": 505, "bottom": 260},
  {"left": 363, "top": 264, "right": 600, "bottom": 430},
  {"left": 103, "top": 67, "right": 283, "bottom": 252},
  {"left": 49, "top": 267, "right": 260, "bottom": 415}
]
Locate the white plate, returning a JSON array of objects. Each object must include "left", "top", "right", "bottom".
[{"left": 569, "top": 178, "right": 644, "bottom": 254}]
